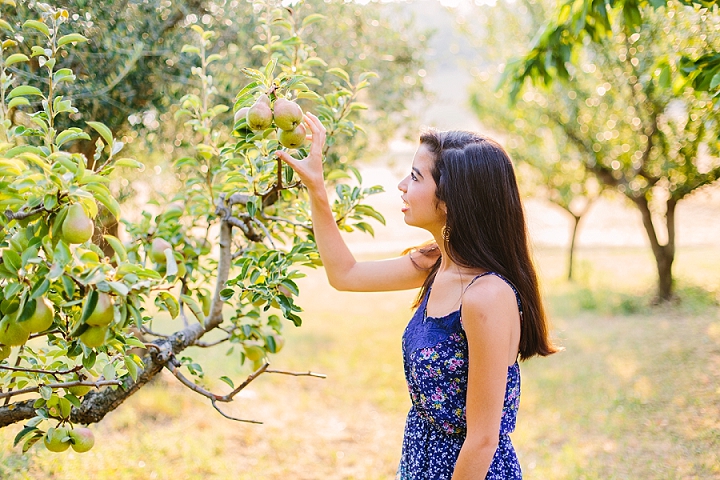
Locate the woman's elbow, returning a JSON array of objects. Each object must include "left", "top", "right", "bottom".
[
  {"left": 463, "top": 433, "right": 499, "bottom": 454},
  {"left": 327, "top": 275, "right": 352, "bottom": 291}
]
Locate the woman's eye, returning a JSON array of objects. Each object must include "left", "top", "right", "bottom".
[{"left": 410, "top": 172, "right": 418, "bottom": 181}]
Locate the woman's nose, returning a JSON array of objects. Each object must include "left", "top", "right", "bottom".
[{"left": 398, "top": 176, "right": 408, "bottom": 192}]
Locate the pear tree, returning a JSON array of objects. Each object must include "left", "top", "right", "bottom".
[{"left": 0, "top": 1, "right": 385, "bottom": 454}]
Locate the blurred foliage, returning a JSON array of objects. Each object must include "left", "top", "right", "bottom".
[
  {"left": 466, "top": 0, "right": 720, "bottom": 299},
  {"left": 2, "top": 0, "right": 429, "bottom": 169},
  {"left": 502, "top": 0, "right": 720, "bottom": 104}
]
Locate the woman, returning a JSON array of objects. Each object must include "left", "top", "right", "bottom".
[{"left": 277, "top": 113, "right": 557, "bottom": 479}]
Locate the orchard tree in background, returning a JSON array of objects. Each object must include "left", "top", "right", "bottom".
[
  {"left": 0, "top": 1, "right": 386, "bottom": 454},
  {"left": 504, "top": 0, "right": 720, "bottom": 104},
  {"left": 464, "top": 0, "right": 603, "bottom": 281},
  {"left": 469, "top": 0, "right": 720, "bottom": 300}
]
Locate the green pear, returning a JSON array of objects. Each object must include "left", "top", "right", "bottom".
[
  {"left": 18, "top": 297, "right": 54, "bottom": 334},
  {"left": 44, "top": 426, "right": 71, "bottom": 453},
  {"left": 0, "top": 345, "right": 10, "bottom": 361},
  {"left": 79, "top": 326, "right": 108, "bottom": 348},
  {"left": 85, "top": 293, "right": 114, "bottom": 327},
  {"left": 0, "top": 317, "right": 30, "bottom": 347},
  {"left": 68, "top": 379, "right": 92, "bottom": 397},
  {"left": 273, "top": 98, "right": 303, "bottom": 131},
  {"left": 234, "top": 106, "right": 250, "bottom": 125},
  {"left": 278, "top": 123, "right": 307, "bottom": 149},
  {"left": 61, "top": 204, "right": 94, "bottom": 244},
  {"left": 68, "top": 427, "right": 95, "bottom": 453},
  {"left": 150, "top": 237, "right": 172, "bottom": 264},
  {"left": 246, "top": 94, "right": 273, "bottom": 131},
  {"left": 244, "top": 343, "right": 265, "bottom": 362}
]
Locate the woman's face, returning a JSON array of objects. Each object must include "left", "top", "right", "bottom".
[{"left": 397, "top": 144, "right": 446, "bottom": 234}]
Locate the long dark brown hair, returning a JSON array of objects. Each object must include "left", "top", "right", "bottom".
[{"left": 414, "top": 130, "right": 557, "bottom": 360}]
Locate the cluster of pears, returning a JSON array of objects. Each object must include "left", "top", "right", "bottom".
[
  {"left": 44, "top": 425, "right": 95, "bottom": 453},
  {"left": 236, "top": 94, "right": 306, "bottom": 149},
  {"left": 0, "top": 297, "right": 55, "bottom": 355},
  {"left": 61, "top": 203, "right": 94, "bottom": 245},
  {"left": 77, "top": 292, "right": 114, "bottom": 348}
]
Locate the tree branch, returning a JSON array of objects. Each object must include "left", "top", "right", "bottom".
[
  {"left": 0, "top": 364, "right": 82, "bottom": 378},
  {"left": 4, "top": 204, "right": 45, "bottom": 221}
]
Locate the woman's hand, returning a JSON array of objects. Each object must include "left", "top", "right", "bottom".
[{"left": 275, "top": 112, "right": 326, "bottom": 191}]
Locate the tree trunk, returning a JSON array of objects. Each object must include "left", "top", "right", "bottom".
[
  {"left": 567, "top": 214, "right": 581, "bottom": 281},
  {"left": 631, "top": 195, "right": 676, "bottom": 301}
]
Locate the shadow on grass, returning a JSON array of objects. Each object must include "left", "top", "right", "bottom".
[{"left": 546, "top": 271, "right": 718, "bottom": 319}]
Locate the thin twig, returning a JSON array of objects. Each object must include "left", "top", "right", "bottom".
[
  {"left": 222, "top": 362, "right": 271, "bottom": 400},
  {"left": 252, "top": 218, "right": 276, "bottom": 249},
  {"left": 28, "top": 328, "right": 61, "bottom": 340},
  {"left": 265, "top": 369, "right": 327, "bottom": 379},
  {"left": 140, "top": 326, "right": 170, "bottom": 338},
  {"left": 210, "top": 398, "right": 262, "bottom": 424},
  {"left": 0, "top": 364, "right": 82, "bottom": 377},
  {"left": 0, "top": 380, "right": 121, "bottom": 400},
  {"left": 194, "top": 335, "right": 231, "bottom": 347},
  {"left": 259, "top": 212, "right": 313, "bottom": 233}
]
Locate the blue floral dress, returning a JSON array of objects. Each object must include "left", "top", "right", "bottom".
[{"left": 396, "top": 272, "right": 523, "bottom": 479}]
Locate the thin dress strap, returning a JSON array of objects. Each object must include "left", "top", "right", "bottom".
[{"left": 463, "top": 271, "right": 523, "bottom": 319}]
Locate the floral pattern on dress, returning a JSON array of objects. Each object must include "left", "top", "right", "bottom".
[{"left": 396, "top": 272, "right": 523, "bottom": 480}]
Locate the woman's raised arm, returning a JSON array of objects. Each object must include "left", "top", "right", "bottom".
[{"left": 275, "top": 113, "right": 429, "bottom": 292}]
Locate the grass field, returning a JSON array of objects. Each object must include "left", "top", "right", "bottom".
[{"left": 1, "top": 244, "right": 719, "bottom": 479}]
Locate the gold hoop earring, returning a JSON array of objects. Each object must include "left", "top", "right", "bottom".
[{"left": 442, "top": 225, "right": 450, "bottom": 241}]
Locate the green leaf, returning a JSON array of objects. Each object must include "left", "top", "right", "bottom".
[
  {"left": 2, "top": 249, "right": 21, "bottom": 272},
  {"left": 181, "top": 45, "right": 200, "bottom": 55},
  {"left": 165, "top": 249, "right": 178, "bottom": 277},
  {"left": 86, "top": 121, "right": 113, "bottom": 147},
  {"left": 58, "top": 397, "right": 72, "bottom": 419},
  {"left": 180, "top": 294, "right": 205, "bottom": 323},
  {"left": 7, "top": 97, "right": 30, "bottom": 109},
  {"left": 5, "top": 53, "right": 29, "bottom": 66},
  {"left": 302, "top": 13, "right": 326, "bottom": 28},
  {"left": 107, "top": 281, "right": 129, "bottom": 297},
  {"left": 29, "top": 278, "right": 50, "bottom": 300},
  {"left": 125, "top": 336, "right": 145, "bottom": 348},
  {"left": 55, "top": 128, "right": 91, "bottom": 147},
  {"left": 39, "top": 385, "right": 52, "bottom": 400},
  {"left": 113, "top": 158, "right": 143, "bottom": 169},
  {"left": 22, "top": 433, "right": 43, "bottom": 454},
  {"left": 65, "top": 393, "right": 82, "bottom": 408},
  {"left": 103, "top": 363, "right": 116, "bottom": 381},
  {"left": 0, "top": 19, "right": 14, "bottom": 33},
  {"left": 82, "top": 350, "right": 96, "bottom": 369},
  {"left": 13, "top": 426, "right": 38, "bottom": 447},
  {"left": 80, "top": 289, "right": 99, "bottom": 324},
  {"left": 156, "top": 292, "right": 179, "bottom": 319},
  {"left": 103, "top": 235, "right": 127, "bottom": 262},
  {"left": 659, "top": 64, "right": 671, "bottom": 88},
  {"left": 219, "top": 376, "right": 235, "bottom": 389},
  {"left": 22, "top": 20, "right": 50, "bottom": 37},
  {"left": 7, "top": 85, "right": 43, "bottom": 99},
  {"left": 206, "top": 53, "right": 223, "bottom": 64},
  {"left": 124, "top": 356, "right": 138, "bottom": 381},
  {"left": 710, "top": 72, "right": 720, "bottom": 90},
  {"left": 57, "top": 33, "right": 88, "bottom": 47},
  {"left": 279, "top": 279, "right": 299, "bottom": 296},
  {"left": 326, "top": 68, "right": 351, "bottom": 85},
  {"left": 92, "top": 191, "right": 120, "bottom": 219}
]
